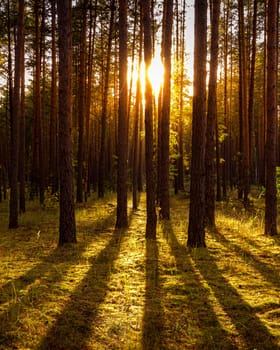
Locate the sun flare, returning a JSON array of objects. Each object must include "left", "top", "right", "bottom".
[
  {"left": 148, "top": 51, "right": 164, "bottom": 98},
  {"left": 127, "top": 50, "right": 164, "bottom": 101}
]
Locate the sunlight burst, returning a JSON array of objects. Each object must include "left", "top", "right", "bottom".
[
  {"left": 148, "top": 51, "right": 164, "bottom": 98},
  {"left": 127, "top": 49, "right": 164, "bottom": 102}
]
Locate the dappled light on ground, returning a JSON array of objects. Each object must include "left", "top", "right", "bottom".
[{"left": 0, "top": 193, "right": 280, "bottom": 349}]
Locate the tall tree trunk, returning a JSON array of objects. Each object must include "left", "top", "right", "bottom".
[
  {"left": 30, "top": 0, "right": 44, "bottom": 203},
  {"left": 85, "top": 0, "right": 98, "bottom": 199},
  {"left": 19, "top": 12, "right": 25, "bottom": 213},
  {"left": 187, "top": 0, "right": 207, "bottom": 248},
  {"left": 238, "top": 0, "right": 250, "bottom": 205},
  {"left": 143, "top": 0, "right": 157, "bottom": 239},
  {"left": 132, "top": 13, "right": 143, "bottom": 210},
  {"left": 9, "top": 0, "right": 24, "bottom": 228},
  {"left": 248, "top": 0, "right": 258, "bottom": 184},
  {"left": 57, "top": 0, "right": 77, "bottom": 245},
  {"left": 265, "top": 0, "right": 278, "bottom": 236},
  {"left": 205, "top": 0, "right": 220, "bottom": 227},
  {"left": 76, "top": 0, "right": 88, "bottom": 203},
  {"left": 98, "top": 0, "right": 115, "bottom": 198},
  {"left": 116, "top": 0, "right": 128, "bottom": 228},
  {"left": 159, "top": 0, "right": 173, "bottom": 220},
  {"left": 177, "top": 0, "right": 186, "bottom": 193},
  {"left": 49, "top": 0, "right": 58, "bottom": 194}
]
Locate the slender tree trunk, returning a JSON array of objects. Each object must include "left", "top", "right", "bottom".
[
  {"left": 265, "top": 0, "right": 278, "bottom": 236},
  {"left": 238, "top": 0, "right": 250, "bottom": 205},
  {"left": 187, "top": 0, "right": 207, "bottom": 248},
  {"left": 116, "top": 0, "right": 128, "bottom": 228},
  {"left": 159, "top": 0, "right": 173, "bottom": 220},
  {"left": 57, "top": 0, "right": 77, "bottom": 245},
  {"left": 49, "top": 0, "right": 58, "bottom": 194},
  {"left": 77, "top": 0, "right": 88, "bottom": 203},
  {"left": 9, "top": 0, "right": 24, "bottom": 228},
  {"left": 143, "top": 0, "right": 157, "bottom": 239},
  {"left": 132, "top": 17, "right": 143, "bottom": 210},
  {"left": 19, "top": 14, "right": 25, "bottom": 214},
  {"left": 177, "top": 0, "right": 186, "bottom": 192},
  {"left": 248, "top": 0, "right": 258, "bottom": 184},
  {"left": 205, "top": 0, "right": 220, "bottom": 227},
  {"left": 98, "top": 0, "right": 115, "bottom": 198}
]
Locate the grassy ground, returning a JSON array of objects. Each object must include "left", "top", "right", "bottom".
[{"left": 0, "top": 191, "right": 280, "bottom": 349}]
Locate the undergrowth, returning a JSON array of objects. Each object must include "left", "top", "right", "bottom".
[{"left": 0, "top": 191, "right": 279, "bottom": 349}]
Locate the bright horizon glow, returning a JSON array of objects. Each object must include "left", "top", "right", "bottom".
[
  {"left": 148, "top": 50, "right": 164, "bottom": 99},
  {"left": 127, "top": 48, "right": 164, "bottom": 102}
]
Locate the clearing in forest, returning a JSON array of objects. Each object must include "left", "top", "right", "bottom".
[{"left": 0, "top": 192, "right": 280, "bottom": 349}]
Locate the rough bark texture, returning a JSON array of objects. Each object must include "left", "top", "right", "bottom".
[
  {"left": 76, "top": 0, "right": 88, "bottom": 203},
  {"left": 116, "top": 0, "right": 128, "bottom": 228},
  {"left": 187, "top": 0, "right": 207, "bottom": 248},
  {"left": 9, "top": 0, "right": 24, "bottom": 228},
  {"left": 265, "top": 0, "right": 278, "bottom": 236},
  {"left": 98, "top": 0, "right": 115, "bottom": 198},
  {"left": 49, "top": 0, "right": 58, "bottom": 194},
  {"left": 205, "top": 0, "right": 220, "bottom": 227},
  {"left": 159, "top": 0, "right": 173, "bottom": 220},
  {"left": 57, "top": 0, "right": 77, "bottom": 245},
  {"left": 143, "top": 0, "right": 157, "bottom": 239}
]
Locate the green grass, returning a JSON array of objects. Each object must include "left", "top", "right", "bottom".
[{"left": 0, "top": 191, "right": 280, "bottom": 349}]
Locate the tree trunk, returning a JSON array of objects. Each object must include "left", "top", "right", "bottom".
[
  {"left": 49, "top": 0, "right": 58, "bottom": 194},
  {"left": 57, "top": 0, "right": 77, "bottom": 245},
  {"left": 98, "top": 0, "right": 115, "bottom": 198},
  {"left": 76, "top": 0, "right": 88, "bottom": 203},
  {"left": 205, "top": 0, "right": 220, "bottom": 227},
  {"left": 238, "top": 0, "right": 250, "bottom": 205},
  {"left": 116, "top": 0, "right": 128, "bottom": 228},
  {"left": 19, "top": 16, "right": 25, "bottom": 214},
  {"left": 143, "top": 0, "right": 157, "bottom": 239},
  {"left": 187, "top": 0, "right": 207, "bottom": 248},
  {"left": 159, "top": 0, "right": 173, "bottom": 220},
  {"left": 9, "top": 0, "right": 24, "bottom": 228},
  {"left": 265, "top": 0, "right": 278, "bottom": 236},
  {"left": 248, "top": 0, "right": 258, "bottom": 184}
]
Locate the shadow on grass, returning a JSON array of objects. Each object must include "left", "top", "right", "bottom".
[
  {"left": 0, "top": 209, "right": 116, "bottom": 307},
  {"left": 38, "top": 227, "right": 125, "bottom": 350},
  {"left": 192, "top": 229, "right": 279, "bottom": 350},
  {"left": 161, "top": 221, "right": 238, "bottom": 349},
  {"left": 209, "top": 228, "right": 280, "bottom": 290},
  {"left": 142, "top": 238, "right": 165, "bottom": 349},
  {"left": 0, "top": 207, "right": 117, "bottom": 348}
]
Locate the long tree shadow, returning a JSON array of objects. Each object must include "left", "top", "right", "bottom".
[
  {"left": 38, "top": 226, "right": 125, "bottom": 350},
  {"left": 161, "top": 221, "right": 239, "bottom": 349},
  {"left": 192, "top": 230, "right": 279, "bottom": 350},
  {"left": 0, "top": 207, "right": 117, "bottom": 348},
  {"left": 0, "top": 208, "right": 116, "bottom": 308},
  {"left": 142, "top": 238, "right": 165, "bottom": 349},
  {"left": 209, "top": 228, "right": 280, "bottom": 290}
]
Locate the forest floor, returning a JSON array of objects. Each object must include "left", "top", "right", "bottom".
[{"left": 0, "top": 190, "right": 280, "bottom": 349}]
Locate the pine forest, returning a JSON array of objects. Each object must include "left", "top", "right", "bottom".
[{"left": 0, "top": 0, "right": 280, "bottom": 349}]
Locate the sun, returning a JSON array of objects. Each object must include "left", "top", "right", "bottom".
[
  {"left": 148, "top": 51, "right": 164, "bottom": 98},
  {"left": 127, "top": 49, "right": 164, "bottom": 101}
]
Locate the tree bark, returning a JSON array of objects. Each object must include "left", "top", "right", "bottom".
[
  {"left": 264, "top": 0, "right": 278, "bottom": 236},
  {"left": 143, "top": 0, "right": 157, "bottom": 239},
  {"left": 9, "top": 0, "right": 24, "bottom": 228},
  {"left": 116, "top": 0, "right": 128, "bottom": 228},
  {"left": 205, "top": 0, "right": 220, "bottom": 227},
  {"left": 187, "top": 0, "right": 207, "bottom": 248},
  {"left": 159, "top": 0, "right": 173, "bottom": 220},
  {"left": 57, "top": 0, "right": 77, "bottom": 245}
]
